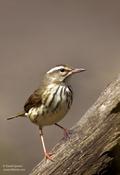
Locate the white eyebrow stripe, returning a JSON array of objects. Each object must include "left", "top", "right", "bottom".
[{"left": 47, "top": 66, "right": 65, "bottom": 74}]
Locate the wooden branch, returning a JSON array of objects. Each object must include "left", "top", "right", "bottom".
[{"left": 29, "top": 74, "right": 120, "bottom": 175}]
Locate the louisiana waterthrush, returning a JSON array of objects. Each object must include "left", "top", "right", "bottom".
[{"left": 7, "top": 64, "right": 85, "bottom": 160}]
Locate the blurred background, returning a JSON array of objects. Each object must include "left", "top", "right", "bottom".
[{"left": 0, "top": 0, "right": 120, "bottom": 174}]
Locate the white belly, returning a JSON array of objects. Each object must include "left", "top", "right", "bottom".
[
  {"left": 27, "top": 85, "right": 73, "bottom": 127},
  {"left": 38, "top": 104, "right": 68, "bottom": 126}
]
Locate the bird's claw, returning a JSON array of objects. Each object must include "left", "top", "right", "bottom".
[
  {"left": 63, "top": 129, "right": 72, "bottom": 140},
  {"left": 44, "top": 152, "right": 54, "bottom": 161}
]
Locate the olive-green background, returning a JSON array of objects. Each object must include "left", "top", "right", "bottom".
[{"left": 0, "top": 1, "right": 120, "bottom": 174}]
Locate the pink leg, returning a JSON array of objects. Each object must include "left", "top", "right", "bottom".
[
  {"left": 54, "top": 123, "right": 71, "bottom": 139},
  {"left": 39, "top": 127, "right": 53, "bottom": 161}
]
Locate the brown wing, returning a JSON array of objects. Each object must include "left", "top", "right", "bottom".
[{"left": 24, "top": 88, "right": 42, "bottom": 112}]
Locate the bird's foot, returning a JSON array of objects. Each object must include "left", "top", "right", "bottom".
[
  {"left": 44, "top": 152, "right": 54, "bottom": 161},
  {"left": 63, "top": 128, "right": 72, "bottom": 140}
]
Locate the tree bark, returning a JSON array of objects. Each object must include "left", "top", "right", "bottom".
[{"left": 29, "top": 74, "right": 120, "bottom": 175}]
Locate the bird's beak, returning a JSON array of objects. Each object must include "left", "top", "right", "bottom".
[{"left": 71, "top": 68, "right": 86, "bottom": 74}]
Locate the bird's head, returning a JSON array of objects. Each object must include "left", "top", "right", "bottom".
[{"left": 44, "top": 65, "right": 85, "bottom": 85}]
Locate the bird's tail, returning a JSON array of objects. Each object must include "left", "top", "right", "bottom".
[{"left": 6, "top": 112, "right": 25, "bottom": 120}]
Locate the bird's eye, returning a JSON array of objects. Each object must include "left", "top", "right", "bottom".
[{"left": 60, "top": 68, "right": 65, "bottom": 72}]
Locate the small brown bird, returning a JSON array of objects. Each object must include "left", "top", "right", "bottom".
[{"left": 7, "top": 64, "right": 85, "bottom": 160}]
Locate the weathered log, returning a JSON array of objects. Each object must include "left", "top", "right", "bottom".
[{"left": 29, "top": 74, "right": 120, "bottom": 175}]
